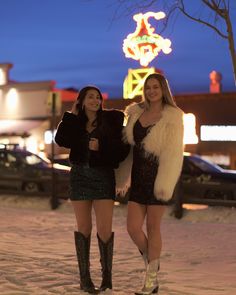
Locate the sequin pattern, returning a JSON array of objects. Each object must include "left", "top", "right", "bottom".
[
  {"left": 69, "top": 127, "right": 115, "bottom": 201},
  {"left": 129, "top": 120, "right": 167, "bottom": 205},
  {"left": 69, "top": 164, "right": 115, "bottom": 201}
]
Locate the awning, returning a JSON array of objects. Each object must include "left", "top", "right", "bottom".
[{"left": 0, "top": 120, "right": 45, "bottom": 136}]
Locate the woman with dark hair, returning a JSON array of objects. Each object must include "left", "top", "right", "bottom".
[
  {"left": 121, "top": 73, "right": 184, "bottom": 294},
  {"left": 55, "top": 85, "right": 129, "bottom": 293}
]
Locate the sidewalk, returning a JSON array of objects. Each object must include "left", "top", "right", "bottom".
[{"left": 0, "top": 198, "right": 235, "bottom": 295}]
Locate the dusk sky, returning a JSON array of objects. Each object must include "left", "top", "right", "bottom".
[{"left": 1, "top": 0, "right": 235, "bottom": 98}]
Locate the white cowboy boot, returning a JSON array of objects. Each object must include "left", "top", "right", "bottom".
[
  {"left": 139, "top": 250, "right": 148, "bottom": 268},
  {"left": 135, "top": 259, "right": 159, "bottom": 295}
]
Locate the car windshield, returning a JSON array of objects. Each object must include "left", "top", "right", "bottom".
[
  {"left": 189, "top": 156, "right": 223, "bottom": 173},
  {"left": 21, "top": 152, "right": 50, "bottom": 167}
]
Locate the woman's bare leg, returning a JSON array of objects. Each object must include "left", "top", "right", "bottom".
[
  {"left": 127, "top": 201, "right": 147, "bottom": 254},
  {"left": 71, "top": 200, "right": 93, "bottom": 236},
  {"left": 93, "top": 199, "right": 114, "bottom": 242},
  {"left": 146, "top": 205, "right": 166, "bottom": 261}
]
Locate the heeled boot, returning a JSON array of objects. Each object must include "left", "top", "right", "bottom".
[
  {"left": 139, "top": 250, "right": 148, "bottom": 268},
  {"left": 74, "top": 231, "right": 99, "bottom": 294},
  {"left": 135, "top": 259, "right": 160, "bottom": 295},
  {"left": 97, "top": 232, "right": 114, "bottom": 291},
  {"left": 138, "top": 251, "right": 159, "bottom": 294}
]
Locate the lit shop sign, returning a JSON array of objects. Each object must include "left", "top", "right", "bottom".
[
  {"left": 44, "top": 130, "right": 57, "bottom": 144},
  {"left": 201, "top": 126, "right": 236, "bottom": 141},
  {"left": 183, "top": 114, "right": 198, "bottom": 144},
  {"left": 123, "top": 11, "right": 172, "bottom": 67}
]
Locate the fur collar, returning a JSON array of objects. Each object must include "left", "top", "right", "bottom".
[
  {"left": 120, "top": 102, "right": 184, "bottom": 201},
  {"left": 125, "top": 102, "right": 183, "bottom": 122},
  {"left": 124, "top": 102, "right": 183, "bottom": 150}
]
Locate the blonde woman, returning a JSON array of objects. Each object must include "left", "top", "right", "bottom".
[{"left": 123, "top": 73, "right": 184, "bottom": 294}]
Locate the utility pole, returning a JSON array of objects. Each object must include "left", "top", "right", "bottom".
[{"left": 50, "top": 92, "right": 59, "bottom": 210}]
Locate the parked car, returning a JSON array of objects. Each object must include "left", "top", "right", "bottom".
[
  {"left": 0, "top": 144, "right": 70, "bottom": 198},
  {"left": 180, "top": 153, "right": 236, "bottom": 201},
  {"left": 116, "top": 153, "right": 236, "bottom": 203},
  {"left": 52, "top": 154, "right": 71, "bottom": 167}
]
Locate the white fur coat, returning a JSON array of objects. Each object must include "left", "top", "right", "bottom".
[{"left": 116, "top": 103, "right": 184, "bottom": 202}]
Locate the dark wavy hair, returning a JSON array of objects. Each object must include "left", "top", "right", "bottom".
[{"left": 76, "top": 85, "right": 103, "bottom": 127}]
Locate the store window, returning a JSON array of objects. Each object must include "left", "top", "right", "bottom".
[
  {"left": 201, "top": 126, "right": 236, "bottom": 141},
  {"left": 183, "top": 113, "right": 198, "bottom": 144}
]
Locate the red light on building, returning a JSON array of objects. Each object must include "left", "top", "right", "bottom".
[{"left": 53, "top": 89, "right": 108, "bottom": 102}]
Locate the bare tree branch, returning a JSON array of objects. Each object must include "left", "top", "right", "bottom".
[
  {"left": 179, "top": 0, "right": 227, "bottom": 38},
  {"left": 113, "top": 0, "right": 235, "bottom": 84},
  {"left": 202, "top": 0, "right": 226, "bottom": 19}
]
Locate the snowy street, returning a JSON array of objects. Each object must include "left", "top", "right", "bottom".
[{"left": 0, "top": 196, "right": 236, "bottom": 295}]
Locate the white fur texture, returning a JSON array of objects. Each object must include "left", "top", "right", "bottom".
[
  {"left": 115, "top": 148, "right": 133, "bottom": 194},
  {"left": 121, "top": 103, "right": 184, "bottom": 201}
]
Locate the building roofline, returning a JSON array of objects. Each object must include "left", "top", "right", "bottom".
[{"left": 0, "top": 80, "right": 55, "bottom": 91}]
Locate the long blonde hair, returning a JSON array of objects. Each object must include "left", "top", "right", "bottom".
[{"left": 142, "top": 73, "right": 177, "bottom": 109}]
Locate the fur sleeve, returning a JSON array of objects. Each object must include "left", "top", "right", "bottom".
[
  {"left": 154, "top": 109, "right": 184, "bottom": 201},
  {"left": 115, "top": 148, "right": 133, "bottom": 194},
  {"left": 55, "top": 112, "right": 81, "bottom": 148},
  {"left": 124, "top": 102, "right": 144, "bottom": 116}
]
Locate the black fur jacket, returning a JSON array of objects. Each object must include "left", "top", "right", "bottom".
[{"left": 55, "top": 110, "right": 130, "bottom": 169}]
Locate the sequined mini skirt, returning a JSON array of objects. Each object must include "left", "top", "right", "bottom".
[{"left": 69, "top": 164, "right": 116, "bottom": 201}]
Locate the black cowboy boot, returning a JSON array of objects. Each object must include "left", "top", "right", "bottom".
[
  {"left": 97, "top": 232, "right": 114, "bottom": 291},
  {"left": 74, "top": 231, "right": 99, "bottom": 294}
]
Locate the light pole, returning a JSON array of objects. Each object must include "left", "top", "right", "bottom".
[{"left": 50, "top": 92, "right": 59, "bottom": 210}]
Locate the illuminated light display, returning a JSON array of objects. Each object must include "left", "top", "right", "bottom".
[
  {"left": 123, "top": 67, "right": 157, "bottom": 99},
  {"left": 123, "top": 11, "right": 172, "bottom": 67},
  {"left": 201, "top": 125, "right": 236, "bottom": 141}
]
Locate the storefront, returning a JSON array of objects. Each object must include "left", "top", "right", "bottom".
[
  {"left": 176, "top": 92, "right": 236, "bottom": 169},
  {"left": 2, "top": 63, "right": 236, "bottom": 169},
  {"left": 0, "top": 63, "right": 54, "bottom": 155},
  {"left": 103, "top": 91, "right": 236, "bottom": 169}
]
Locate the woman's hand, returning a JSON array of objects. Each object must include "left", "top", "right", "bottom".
[
  {"left": 71, "top": 101, "right": 79, "bottom": 115},
  {"left": 156, "top": 189, "right": 166, "bottom": 200},
  {"left": 89, "top": 138, "right": 99, "bottom": 151}
]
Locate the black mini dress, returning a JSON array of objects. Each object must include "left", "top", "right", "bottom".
[
  {"left": 69, "top": 127, "right": 115, "bottom": 201},
  {"left": 129, "top": 120, "right": 167, "bottom": 205}
]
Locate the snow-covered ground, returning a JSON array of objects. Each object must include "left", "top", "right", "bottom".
[{"left": 0, "top": 195, "right": 235, "bottom": 295}]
